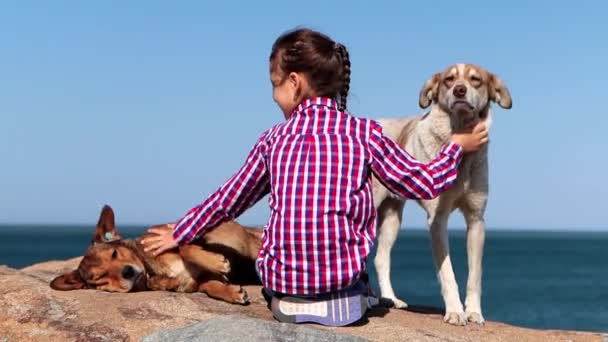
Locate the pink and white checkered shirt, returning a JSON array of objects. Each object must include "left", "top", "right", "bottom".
[{"left": 173, "top": 97, "right": 463, "bottom": 295}]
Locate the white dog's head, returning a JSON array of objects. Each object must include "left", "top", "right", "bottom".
[{"left": 419, "top": 64, "right": 512, "bottom": 127}]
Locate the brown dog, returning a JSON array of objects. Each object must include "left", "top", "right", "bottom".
[{"left": 50, "top": 205, "right": 262, "bottom": 304}]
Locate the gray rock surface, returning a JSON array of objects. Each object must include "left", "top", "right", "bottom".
[{"left": 143, "top": 315, "right": 367, "bottom": 342}]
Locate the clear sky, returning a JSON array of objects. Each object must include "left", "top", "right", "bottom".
[{"left": 1, "top": 1, "right": 606, "bottom": 230}]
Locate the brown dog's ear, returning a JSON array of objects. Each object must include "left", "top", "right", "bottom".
[
  {"left": 489, "top": 73, "right": 512, "bottom": 109},
  {"left": 418, "top": 73, "right": 441, "bottom": 109},
  {"left": 93, "top": 205, "right": 121, "bottom": 244},
  {"left": 50, "top": 270, "right": 87, "bottom": 291}
]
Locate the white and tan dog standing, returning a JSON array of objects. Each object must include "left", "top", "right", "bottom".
[{"left": 372, "top": 64, "right": 512, "bottom": 325}]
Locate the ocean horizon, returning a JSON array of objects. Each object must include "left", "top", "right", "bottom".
[{"left": 1, "top": 224, "right": 606, "bottom": 333}]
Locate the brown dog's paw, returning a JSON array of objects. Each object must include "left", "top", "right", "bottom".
[
  {"left": 210, "top": 255, "right": 231, "bottom": 275},
  {"left": 220, "top": 256, "right": 232, "bottom": 274},
  {"left": 232, "top": 286, "right": 250, "bottom": 305}
]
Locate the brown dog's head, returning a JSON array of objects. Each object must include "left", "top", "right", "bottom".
[
  {"left": 50, "top": 205, "right": 147, "bottom": 292},
  {"left": 418, "top": 63, "right": 512, "bottom": 127}
]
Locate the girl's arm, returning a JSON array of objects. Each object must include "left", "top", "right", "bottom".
[
  {"left": 368, "top": 120, "right": 463, "bottom": 200},
  {"left": 172, "top": 131, "right": 271, "bottom": 244}
]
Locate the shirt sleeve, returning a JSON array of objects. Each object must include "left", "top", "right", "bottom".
[
  {"left": 172, "top": 131, "right": 271, "bottom": 244},
  {"left": 368, "top": 120, "right": 463, "bottom": 200}
]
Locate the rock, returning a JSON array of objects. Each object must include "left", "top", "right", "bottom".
[
  {"left": 0, "top": 259, "right": 604, "bottom": 342},
  {"left": 142, "top": 315, "right": 366, "bottom": 342}
]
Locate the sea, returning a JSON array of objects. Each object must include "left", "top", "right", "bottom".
[{"left": 0, "top": 224, "right": 606, "bottom": 333}]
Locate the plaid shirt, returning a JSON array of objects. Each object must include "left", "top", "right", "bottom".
[{"left": 173, "top": 97, "right": 463, "bottom": 295}]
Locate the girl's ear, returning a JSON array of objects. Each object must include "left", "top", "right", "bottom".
[
  {"left": 288, "top": 72, "right": 313, "bottom": 103},
  {"left": 288, "top": 72, "right": 302, "bottom": 102},
  {"left": 288, "top": 72, "right": 299, "bottom": 87}
]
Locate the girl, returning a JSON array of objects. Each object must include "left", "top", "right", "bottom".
[{"left": 142, "top": 28, "right": 488, "bottom": 326}]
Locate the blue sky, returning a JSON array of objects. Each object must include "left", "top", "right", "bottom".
[{"left": 0, "top": 1, "right": 606, "bottom": 230}]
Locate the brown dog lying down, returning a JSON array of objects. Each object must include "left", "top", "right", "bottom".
[{"left": 50, "top": 205, "right": 262, "bottom": 304}]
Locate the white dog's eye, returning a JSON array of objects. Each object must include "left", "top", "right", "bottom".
[
  {"left": 444, "top": 75, "right": 455, "bottom": 84},
  {"left": 470, "top": 75, "right": 482, "bottom": 86}
]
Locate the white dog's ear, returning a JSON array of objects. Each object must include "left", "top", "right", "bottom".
[
  {"left": 418, "top": 73, "right": 441, "bottom": 109},
  {"left": 489, "top": 73, "right": 512, "bottom": 109}
]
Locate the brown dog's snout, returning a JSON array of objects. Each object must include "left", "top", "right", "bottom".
[{"left": 453, "top": 85, "right": 467, "bottom": 98}]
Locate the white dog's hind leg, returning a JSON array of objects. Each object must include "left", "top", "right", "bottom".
[
  {"left": 462, "top": 203, "right": 487, "bottom": 325},
  {"left": 374, "top": 198, "right": 407, "bottom": 308},
  {"left": 429, "top": 211, "right": 467, "bottom": 325}
]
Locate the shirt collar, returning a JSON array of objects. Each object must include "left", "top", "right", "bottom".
[{"left": 292, "top": 97, "right": 339, "bottom": 116}]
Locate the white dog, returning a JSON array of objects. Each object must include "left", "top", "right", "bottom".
[{"left": 372, "top": 63, "right": 512, "bottom": 325}]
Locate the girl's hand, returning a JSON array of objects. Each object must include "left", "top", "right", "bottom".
[
  {"left": 451, "top": 122, "right": 489, "bottom": 153},
  {"left": 141, "top": 223, "right": 179, "bottom": 256}
]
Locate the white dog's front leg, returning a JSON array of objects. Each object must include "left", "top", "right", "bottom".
[
  {"left": 464, "top": 214, "right": 486, "bottom": 325},
  {"left": 429, "top": 212, "right": 466, "bottom": 325},
  {"left": 374, "top": 198, "right": 407, "bottom": 308}
]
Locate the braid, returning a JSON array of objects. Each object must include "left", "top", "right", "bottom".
[{"left": 335, "top": 43, "right": 351, "bottom": 112}]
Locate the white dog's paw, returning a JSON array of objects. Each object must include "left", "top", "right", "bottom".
[
  {"left": 392, "top": 297, "right": 409, "bottom": 309},
  {"left": 444, "top": 311, "right": 467, "bottom": 326},
  {"left": 466, "top": 311, "right": 485, "bottom": 325},
  {"left": 380, "top": 296, "right": 409, "bottom": 309}
]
